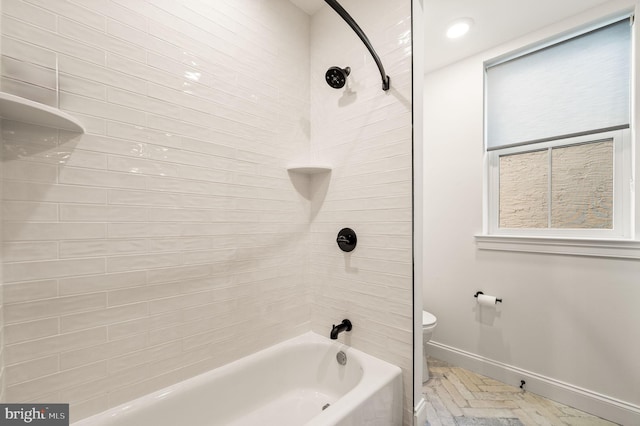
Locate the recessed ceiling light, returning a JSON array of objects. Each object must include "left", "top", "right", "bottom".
[{"left": 446, "top": 18, "right": 474, "bottom": 39}]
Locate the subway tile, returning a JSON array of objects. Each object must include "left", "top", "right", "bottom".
[
  {"left": 107, "top": 283, "right": 180, "bottom": 307},
  {"left": 1, "top": 77, "right": 57, "bottom": 106},
  {"left": 146, "top": 113, "right": 210, "bottom": 141},
  {"left": 107, "top": 155, "right": 179, "bottom": 178},
  {"left": 107, "top": 311, "right": 182, "bottom": 341},
  {"left": 148, "top": 290, "right": 215, "bottom": 315},
  {"left": 58, "top": 17, "right": 145, "bottom": 62},
  {"left": 59, "top": 204, "right": 147, "bottom": 222},
  {"left": 5, "top": 328, "right": 108, "bottom": 365},
  {"left": 3, "top": 223, "right": 106, "bottom": 242},
  {"left": 59, "top": 239, "right": 147, "bottom": 259},
  {"left": 68, "top": 396, "right": 109, "bottom": 425},
  {"left": 108, "top": 53, "right": 181, "bottom": 90},
  {"left": 8, "top": 361, "right": 107, "bottom": 402},
  {"left": 6, "top": 355, "right": 59, "bottom": 386},
  {"left": 106, "top": 122, "right": 181, "bottom": 149},
  {"left": 2, "top": 1, "right": 56, "bottom": 31},
  {"left": 0, "top": 37, "right": 57, "bottom": 69},
  {"left": 106, "top": 252, "right": 183, "bottom": 273},
  {"left": 59, "top": 361, "right": 150, "bottom": 407},
  {"left": 2, "top": 242, "right": 58, "bottom": 262},
  {"left": 4, "top": 318, "right": 59, "bottom": 345},
  {"left": 146, "top": 264, "right": 211, "bottom": 284},
  {"left": 180, "top": 136, "right": 236, "bottom": 160},
  {"left": 176, "top": 164, "right": 234, "bottom": 183},
  {"left": 146, "top": 237, "right": 212, "bottom": 253},
  {"left": 146, "top": 52, "right": 210, "bottom": 84},
  {"left": 3, "top": 181, "right": 107, "bottom": 204},
  {"left": 59, "top": 167, "right": 146, "bottom": 190},
  {"left": 14, "top": 146, "right": 109, "bottom": 171},
  {"left": 25, "top": 0, "right": 106, "bottom": 30},
  {"left": 107, "top": 87, "right": 181, "bottom": 118},
  {"left": 107, "top": 189, "right": 181, "bottom": 207},
  {"left": 146, "top": 324, "right": 182, "bottom": 348},
  {"left": 107, "top": 19, "right": 152, "bottom": 44},
  {"left": 60, "top": 302, "right": 148, "bottom": 333},
  {"left": 65, "top": 112, "right": 107, "bottom": 135},
  {"left": 2, "top": 119, "right": 60, "bottom": 146},
  {"left": 4, "top": 293, "right": 106, "bottom": 324},
  {"left": 3, "top": 160, "right": 57, "bottom": 183},
  {"left": 147, "top": 207, "right": 210, "bottom": 222},
  {"left": 60, "top": 92, "right": 147, "bottom": 125},
  {"left": 58, "top": 54, "right": 147, "bottom": 95},
  {"left": 3, "top": 280, "right": 59, "bottom": 304},
  {"left": 181, "top": 249, "right": 233, "bottom": 266},
  {"left": 107, "top": 223, "right": 181, "bottom": 239},
  {"left": 180, "top": 194, "right": 234, "bottom": 209},
  {"left": 82, "top": 2, "right": 147, "bottom": 32},
  {"left": 59, "top": 271, "right": 146, "bottom": 296},
  {"left": 2, "top": 16, "right": 105, "bottom": 65},
  {"left": 109, "top": 17, "right": 181, "bottom": 58},
  {"left": 59, "top": 73, "right": 108, "bottom": 101},
  {"left": 108, "top": 342, "right": 181, "bottom": 374},
  {"left": 60, "top": 334, "right": 147, "bottom": 371},
  {"left": 2, "top": 56, "right": 57, "bottom": 90},
  {"left": 145, "top": 175, "right": 210, "bottom": 195},
  {"left": 4, "top": 258, "right": 106, "bottom": 284},
  {"left": 72, "top": 133, "right": 147, "bottom": 158}
]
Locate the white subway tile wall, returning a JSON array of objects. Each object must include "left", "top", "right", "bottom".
[
  {"left": 1, "top": 0, "right": 414, "bottom": 423},
  {"left": 1, "top": 0, "right": 312, "bottom": 421},
  {"left": 310, "top": 1, "right": 413, "bottom": 424}
]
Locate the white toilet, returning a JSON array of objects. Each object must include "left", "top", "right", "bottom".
[{"left": 422, "top": 310, "right": 437, "bottom": 382}]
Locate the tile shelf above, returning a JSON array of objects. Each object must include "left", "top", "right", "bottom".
[
  {"left": 0, "top": 91, "right": 85, "bottom": 133},
  {"left": 286, "top": 165, "right": 332, "bottom": 174}
]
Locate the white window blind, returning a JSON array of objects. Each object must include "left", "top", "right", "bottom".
[{"left": 486, "top": 18, "right": 631, "bottom": 151}]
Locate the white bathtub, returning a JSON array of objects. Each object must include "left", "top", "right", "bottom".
[{"left": 73, "top": 331, "right": 403, "bottom": 426}]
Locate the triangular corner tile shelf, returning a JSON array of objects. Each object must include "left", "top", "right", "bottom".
[
  {"left": 287, "top": 165, "right": 332, "bottom": 174},
  {"left": 0, "top": 91, "right": 85, "bottom": 133}
]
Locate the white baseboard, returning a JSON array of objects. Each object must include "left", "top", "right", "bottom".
[
  {"left": 427, "top": 341, "right": 639, "bottom": 426},
  {"left": 414, "top": 397, "right": 427, "bottom": 426}
]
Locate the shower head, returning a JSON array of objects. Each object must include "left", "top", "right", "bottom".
[{"left": 325, "top": 66, "right": 351, "bottom": 89}]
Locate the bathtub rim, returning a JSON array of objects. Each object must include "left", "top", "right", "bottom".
[{"left": 72, "top": 331, "right": 403, "bottom": 426}]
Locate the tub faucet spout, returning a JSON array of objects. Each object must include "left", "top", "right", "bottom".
[{"left": 330, "top": 319, "right": 352, "bottom": 339}]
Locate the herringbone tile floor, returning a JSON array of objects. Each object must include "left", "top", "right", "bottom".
[{"left": 423, "top": 358, "right": 620, "bottom": 426}]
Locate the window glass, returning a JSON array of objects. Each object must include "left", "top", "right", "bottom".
[
  {"left": 551, "top": 141, "right": 613, "bottom": 229},
  {"left": 499, "top": 150, "right": 548, "bottom": 228}
]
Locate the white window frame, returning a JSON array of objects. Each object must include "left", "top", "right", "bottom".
[
  {"left": 486, "top": 129, "right": 633, "bottom": 239},
  {"left": 477, "top": 13, "right": 640, "bottom": 258}
]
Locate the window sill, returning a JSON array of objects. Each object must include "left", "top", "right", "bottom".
[{"left": 475, "top": 235, "right": 640, "bottom": 259}]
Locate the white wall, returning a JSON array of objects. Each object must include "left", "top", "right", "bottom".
[
  {"left": 423, "top": 1, "right": 640, "bottom": 424},
  {"left": 1, "top": 0, "right": 311, "bottom": 421},
  {"left": 309, "top": 0, "right": 414, "bottom": 424}
]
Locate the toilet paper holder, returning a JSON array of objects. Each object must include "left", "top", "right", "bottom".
[{"left": 474, "top": 291, "right": 502, "bottom": 303}]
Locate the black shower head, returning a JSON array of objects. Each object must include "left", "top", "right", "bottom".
[{"left": 325, "top": 66, "right": 351, "bottom": 89}]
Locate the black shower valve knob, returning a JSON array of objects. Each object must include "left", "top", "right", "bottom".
[{"left": 336, "top": 228, "right": 357, "bottom": 252}]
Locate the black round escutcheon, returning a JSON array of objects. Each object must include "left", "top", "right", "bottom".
[{"left": 336, "top": 228, "right": 357, "bottom": 252}]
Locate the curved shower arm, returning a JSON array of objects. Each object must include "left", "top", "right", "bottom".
[{"left": 324, "top": 0, "right": 391, "bottom": 91}]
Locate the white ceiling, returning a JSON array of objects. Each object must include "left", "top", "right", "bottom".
[
  {"left": 424, "top": 0, "right": 613, "bottom": 72},
  {"left": 289, "top": 0, "right": 614, "bottom": 71},
  {"left": 289, "top": 0, "right": 324, "bottom": 15}
]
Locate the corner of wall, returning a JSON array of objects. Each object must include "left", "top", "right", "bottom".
[
  {"left": 0, "top": 0, "right": 6, "bottom": 402},
  {"left": 309, "top": 1, "right": 414, "bottom": 423}
]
